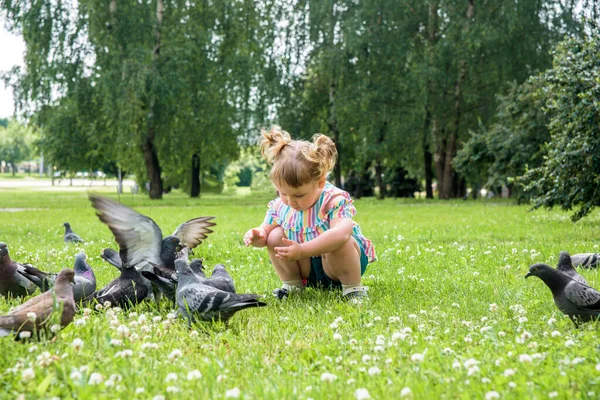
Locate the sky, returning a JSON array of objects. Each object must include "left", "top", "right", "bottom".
[{"left": 0, "top": 24, "right": 25, "bottom": 119}]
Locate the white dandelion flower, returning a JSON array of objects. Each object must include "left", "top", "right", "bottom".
[
  {"left": 355, "top": 388, "right": 370, "bottom": 400},
  {"left": 225, "top": 388, "right": 240, "bottom": 398},
  {"left": 187, "top": 370, "right": 202, "bottom": 380},
  {"left": 400, "top": 387, "right": 412, "bottom": 398},
  {"left": 485, "top": 391, "right": 500, "bottom": 400},
  {"left": 165, "top": 373, "right": 178, "bottom": 383},
  {"left": 21, "top": 368, "right": 35, "bottom": 382},
  {"left": 88, "top": 373, "right": 104, "bottom": 385},
  {"left": 368, "top": 367, "right": 381, "bottom": 376}
]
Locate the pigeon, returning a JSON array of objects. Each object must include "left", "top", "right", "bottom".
[
  {"left": 63, "top": 222, "right": 85, "bottom": 243},
  {"left": 190, "top": 259, "right": 206, "bottom": 278},
  {"left": 526, "top": 263, "right": 600, "bottom": 326},
  {"left": 556, "top": 251, "right": 588, "bottom": 285},
  {"left": 101, "top": 248, "right": 122, "bottom": 270},
  {"left": 0, "top": 269, "right": 76, "bottom": 337},
  {"left": 83, "top": 264, "right": 149, "bottom": 309},
  {"left": 0, "top": 242, "right": 38, "bottom": 298},
  {"left": 571, "top": 253, "right": 600, "bottom": 269},
  {"left": 89, "top": 195, "right": 216, "bottom": 272},
  {"left": 141, "top": 267, "right": 178, "bottom": 304},
  {"left": 18, "top": 252, "right": 97, "bottom": 302},
  {"left": 204, "top": 264, "right": 236, "bottom": 293},
  {"left": 175, "top": 259, "right": 266, "bottom": 325}
]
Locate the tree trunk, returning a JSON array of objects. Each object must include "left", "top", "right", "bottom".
[
  {"left": 440, "top": 0, "right": 473, "bottom": 199},
  {"left": 434, "top": 127, "right": 445, "bottom": 197},
  {"left": 142, "top": 132, "right": 163, "bottom": 199},
  {"left": 143, "top": 0, "right": 165, "bottom": 200},
  {"left": 328, "top": 81, "right": 342, "bottom": 188},
  {"left": 191, "top": 153, "right": 200, "bottom": 198},
  {"left": 375, "top": 124, "right": 386, "bottom": 200},
  {"left": 423, "top": 1, "right": 438, "bottom": 200}
]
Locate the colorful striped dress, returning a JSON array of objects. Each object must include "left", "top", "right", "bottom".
[{"left": 263, "top": 182, "right": 376, "bottom": 263}]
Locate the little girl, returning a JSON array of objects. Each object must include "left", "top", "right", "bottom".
[{"left": 243, "top": 126, "right": 376, "bottom": 303}]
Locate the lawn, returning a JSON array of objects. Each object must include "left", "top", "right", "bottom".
[{"left": 1, "top": 188, "right": 599, "bottom": 399}]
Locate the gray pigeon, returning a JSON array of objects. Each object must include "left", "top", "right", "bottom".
[
  {"left": 556, "top": 251, "right": 588, "bottom": 285},
  {"left": 83, "top": 264, "right": 149, "bottom": 309},
  {"left": 175, "top": 259, "right": 266, "bottom": 325},
  {"left": 63, "top": 222, "right": 85, "bottom": 243},
  {"left": 526, "top": 263, "right": 600, "bottom": 326},
  {"left": 571, "top": 253, "right": 600, "bottom": 269},
  {"left": 101, "top": 248, "right": 122, "bottom": 270},
  {"left": 0, "top": 269, "right": 76, "bottom": 337},
  {"left": 0, "top": 242, "right": 38, "bottom": 298},
  {"left": 205, "top": 264, "right": 236, "bottom": 293},
  {"left": 89, "top": 195, "right": 216, "bottom": 272},
  {"left": 190, "top": 259, "right": 206, "bottom": 278},
  {"left": 18, "top": 252, "right": 97, "bottom": 302},
  {"left": 141, "top": 267, "right": 178, "bottom": 304}
]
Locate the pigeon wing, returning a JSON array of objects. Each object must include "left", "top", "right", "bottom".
[
  {"left": 564, "top": 281, "right": 600, "bottom": 309},
  {"left": 90, "top": 196, "right": 163, "bottom": 268},
  {"left": 172, "top": 217, "right": 216, "bottom": 249}
]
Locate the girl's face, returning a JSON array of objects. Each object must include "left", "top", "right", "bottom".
[{"left": 276, "top": 179, "right": 326, "bottom": 211}]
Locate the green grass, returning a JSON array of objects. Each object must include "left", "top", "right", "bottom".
[{"left": 1, "top": 189, "right": 600, "bottom": 399}]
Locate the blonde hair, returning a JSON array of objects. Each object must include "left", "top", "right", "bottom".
[{"left": 260, "top": 126, "right": 337, "bottom": 188}]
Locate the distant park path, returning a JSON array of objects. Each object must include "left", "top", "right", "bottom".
[{"left": 0, "top": 177, "right": 136, "bottom": 191}]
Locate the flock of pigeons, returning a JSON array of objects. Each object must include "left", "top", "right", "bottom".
[
  {"left": 2, "top": 194, "right": 600, "bottom": 339},
  {"left": 0, "top": 195, "right": 266, "bottom": 339}
]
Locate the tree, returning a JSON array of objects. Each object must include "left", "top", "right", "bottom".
[
  {"left": 0, "top": 120, "right": 34, "bottom": 176},
  {"left": 521, "top": 33, "right": 600, "bottom": 221},
  {"left": 455, "top": 80, "right": 550, "bottom": 198}
]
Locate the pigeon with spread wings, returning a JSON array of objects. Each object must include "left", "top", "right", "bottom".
[{"left": 89, "top": 195, "right": 215, "bottom": 272}]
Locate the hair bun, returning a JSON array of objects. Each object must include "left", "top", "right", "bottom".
[{"left": 260, "top": 126, "right": 291, "bottom": 164}]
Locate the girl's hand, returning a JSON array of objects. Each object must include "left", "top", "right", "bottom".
[
  {"left": 244, "top": 228, "right": 266, "bottom": 247},
  {"left": 275, "top": 238, "right": 303, "bottom": 262}
]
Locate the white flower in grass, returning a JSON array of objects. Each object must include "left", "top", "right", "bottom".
[
  {"left": 508, "top": 382, "right": 516, "bottom": 389},
  {"left": 110, "top": 339, "right": 123, "bottom": 347},
  {"left": 190, "top": 330, "right": 199, "bottom": 338},
  {"left": 411, "top": 353, "right": 424, "bottom": 363},
  {"left": 452, "top": 360, "right": 461, "bottom": 369},
  {"left": 18, "top": 331, "right": 31, "bottom": 339},
  {"left": 168, "top": 349, "right": 183, "bottom": 361},
  {"left": 187, "top": 370, "right": 202, "bottom": 380},
  {"left": 110, "top": 374, "right": 122, "bottom": 383},
  {"left": 166, "top": 386, "right": 179, "bottom": 393},
  {"left": 116, "top": 325, "right": 130, "bottom": 337},
  {"left": 105, "top": 379, "right": 115, "bottom": 387},
  {"left": 485, "top": 391, "right": 500, "bottom": 400},
  {"left": 305, "top": 386, "right": 312, "bottom": 392},
  {"left": 167, "top": 312, "right": 177, "bottom": 320},
  {"left": 21, "top": 368, "right": 35, "bottom": 382},
  {"left": 504, "top": 369, "right": 516, "bottom": 377},
  {"left": 355, "top": 388, "right": 370, "bottom": 400},
  {"left": 69, "top": 370, "right": 82, "bottom": 382},
  {"left": 26, "top": 312, "right": 37, "bottom": 322},
  {"left": 321, "top": 372, "right": 337, "bottom": 382},
  {"left": 50, "top": 324, "right": 61, "bottom": 333},
  {"left": 165, "top": 373, "right": 177, "bottom": 383},
  {"left": 400, "top": 387, "right": 412, "bottom": 398},
  {"left": 572, "top": 357, "right": 585, "bottom": 365},
  {"left": 467, "top": 366, "right": 479, "bottom": 376},
  {"left": 362, "top": 355, "right": 371, "bottom": 363},
  {"left": 368, "top": 367, "right": 381, "bottom": 376},
  {"left": 489, "top": 303, "right": 498, "bottom": 312},
  {"left": 103, "top": 301, "right": 112, "bottom": 308},
  {"left": 518, "top": 354, "right": 532, "bottom": 363},
  {"left": 75, "top": 318, "right": 87, "bottom": 327},
  {"left": 152, "top": 396, "right": 165, "bottom": 400},
  {"left": 596, "top": 364, "right": 600, "bottom": 372},
  {"left": 565, "top": 339, "right": 575, "bottom": 347},
  {"left": 373, "top": 346, "right": 384, "bottom": 352},
  {"left": 225, "top": 388, "right": 240, "bottom": 398},
  {"left": 464, "top": 336, "right": 473, "bottom": 343},
  {"left": 72, "top": 338, "right": 84, "bottom": 351},
  {"left": 135, "top": 388, "right": 145, "bottom": 394},
  {"left": 152, "top": 316, "right": 162, "bottom": 323},
  {"left": 333, "top": 333, "right": 342, "bottom": 341},
  {"left": 217, "top": 374, "right": 227, "bottom": 382},
  {"left": 464, "top": 359, "right": 479, "bottom": 368},
  {"left": 83, "top": 308, "right": 92, "bottom": 316},
  {"left": 518, "top": 317, "right": 528, "bottom": 324},
  {"left": 88, "top": 373, "right": 104, "bottom": 385},
  {"left": 547, "top": 317, "right": 556, "bottom": 325},
  {"left": 548, "top": 392, "right": 558, "bottom": 398},
  {"left": 498, "top": 331, "right": 506, "bottom": 337},
  {"left": 551, "top": 330, "right": 561, "bottom": 337},
  {"left": 28, "top": 345, "right": 38, "bottom": 353}
]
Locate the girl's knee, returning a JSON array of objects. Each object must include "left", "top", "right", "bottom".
[{"left": 266, "top": 226, "right": 285, "bottom": 249}]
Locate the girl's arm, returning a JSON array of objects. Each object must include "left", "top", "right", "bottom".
[
  {"left": 299, "top": 217, "right": 354, "bottom": 257},
  {"left": 244, "top": 222, "right": 277, "bottom": 248}
]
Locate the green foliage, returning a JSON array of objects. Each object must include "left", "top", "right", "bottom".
[
  {"left": 1, "top": 189, "right": 600, "bottom": 398},
  {"left": 455, "top": 80, "right": 550, "bottom": 195},
  {"left": 0, "top": 120, "right": 35, "bottom": 174},
  {"left": 521, "top": 33, "right": 600, "bottom": 221}
]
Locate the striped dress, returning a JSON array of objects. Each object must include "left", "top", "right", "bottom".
[{"left": 263, "top": 182, "right": 376, "bottom": 263}]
